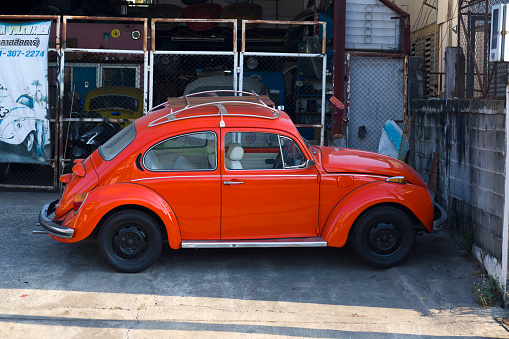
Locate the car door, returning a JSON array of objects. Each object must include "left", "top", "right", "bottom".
[
  {"left": 220, "top": 130, "right": 320, "bottom": 240},
  {"left": 138, "top": 130, "right": 221, "bottom": 240}
]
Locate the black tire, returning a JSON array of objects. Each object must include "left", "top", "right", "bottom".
[
  {"left": 352, "top": 206, "right": 415, "bottom": 268},
  {"left": 98, "top": 210, "right": 163, "bottom": 273},
  {"left": 22, "top": 131, "right": 36, "bottom": 155}
]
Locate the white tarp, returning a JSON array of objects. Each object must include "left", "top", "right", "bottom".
[
  {"left": 0, "top": 21, "right": 51, "bottom": 163},
  {"left": 378, "top": 119, "right": 408, "bottom": 161}
]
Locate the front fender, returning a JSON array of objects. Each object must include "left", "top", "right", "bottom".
[
  {"left": 322, "top": 181, "right": 434, "bottom": 247},
  {"left": 60, "top": 183, "right": 181, "bottom": 248}
]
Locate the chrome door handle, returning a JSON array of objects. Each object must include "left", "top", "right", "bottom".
[{"left": 223, "top": 181, "right": 244, "bottom": 185}]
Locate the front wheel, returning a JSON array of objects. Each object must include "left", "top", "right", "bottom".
[
  {"left": 352, "top": 206, "right": 415, "bottom": 268},
  {"left": 98, "top": 210, "right": 163, "bottom": 273}
]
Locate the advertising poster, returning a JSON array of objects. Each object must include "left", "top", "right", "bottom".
[{"left": 0, "top": 21, "right": 52, "bottom": 164}]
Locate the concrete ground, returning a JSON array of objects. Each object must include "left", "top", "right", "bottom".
[{"left": 0, "top": 190, "right": 508, "bottom": 338}]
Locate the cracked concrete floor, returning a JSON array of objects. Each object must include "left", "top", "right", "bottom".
[{"left": 0, "top": 190, "right": 508, "bottom": 338}]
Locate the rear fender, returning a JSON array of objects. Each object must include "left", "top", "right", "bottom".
[
  {"left": 322, "top": 181, "right": 434, "bottom": 247},
  {"left": 65, "top": 183, "right": 181, "bottom": 248}
]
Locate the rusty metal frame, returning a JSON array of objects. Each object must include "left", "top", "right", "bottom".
[
  {"left": 59, "top": 16, "right": 149, "bottom": 183},
  {"left": 456, "top": 0, "right": 503, "bottom": 99},
  {"left": 240, "top": 20, "right": 327, "bottom": 145},
  {"left": 0, "top": 15, "right": 61, "bottom": 190},
  {"left": 345, "top": 53, "right": 408, "bottom": 148},
  {"left": 149, "top": 18, "right": 238, "bottom": 110}
]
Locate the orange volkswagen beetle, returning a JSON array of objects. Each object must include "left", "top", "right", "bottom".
[{"left": 38, "top": 91, "right": 441, "bottom": 273}]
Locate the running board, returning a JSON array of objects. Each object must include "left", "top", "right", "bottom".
[{"left": 181, "top": 237, "right": 327, "bottom": 249}]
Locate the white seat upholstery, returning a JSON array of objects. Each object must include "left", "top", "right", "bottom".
[
  {"left": 206, "top": 139, "right": 216, "bottom": 168},
  {"left": 145, "top": 151, "right": 163, "bottom": 170},
  {"left": 227, "top": 144, "right": 244, "bottom": 169},
  {"left": 174, "top": 155, "right": 197, "bottom": 170}
]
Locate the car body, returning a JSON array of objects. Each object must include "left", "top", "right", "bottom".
[
  {"left": 84, "top": 86, "right": 143, "bottom": 126},
  {"left": 38, "top": 91, "right": 441, "bottom": 273}
]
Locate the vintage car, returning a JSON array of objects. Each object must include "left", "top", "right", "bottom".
[
  {"left": 38, "top": 91, "right": 442, "bottom": 273},
  {"left": 84, "top": 86, "right": 143, "bottom": 126}
]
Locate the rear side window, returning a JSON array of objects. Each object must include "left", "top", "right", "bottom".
[
  {"left": 144, "top": 132, "right": 216, "bottom": 171},
  {"left": 98, "top": 123, "right": 136, "bottom": 161}
]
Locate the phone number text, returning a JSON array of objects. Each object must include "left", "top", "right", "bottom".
[{"left": 0, "top": 50, "right": 45, "bottom": 57}]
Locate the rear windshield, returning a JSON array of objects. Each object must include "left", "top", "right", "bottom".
[{"left": 98, "top": 123, "right": 136, "bottom": 161}]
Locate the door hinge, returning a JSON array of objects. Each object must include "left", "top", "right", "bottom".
[
  {"left": 317, "top": 174, "right": 321, "bottom": 183},
  {"left": 316, "top": 226, "right": 320, "bottom": 234}
]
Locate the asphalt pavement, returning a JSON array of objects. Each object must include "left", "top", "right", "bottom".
[{"left": 0, "top": 190, "right": 508, "bottom": 338}]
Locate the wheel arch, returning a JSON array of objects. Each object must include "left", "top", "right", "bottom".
[
  {"left": 321, "top": 182, "right": 433, "bottom": 247},
  {"left": 92, "top": 204, "right": 169, "bottom": 242},
  {"left": 71, "top": 183, "right": 182, "bottom": 249}
]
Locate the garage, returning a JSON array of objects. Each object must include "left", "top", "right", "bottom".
[{"left": 0, "top": 0, "right": 409, "bottom": 188}]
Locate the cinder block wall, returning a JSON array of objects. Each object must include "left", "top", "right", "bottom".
[{"left": 408, "top": 99, "right": 505, "bottom": 261}]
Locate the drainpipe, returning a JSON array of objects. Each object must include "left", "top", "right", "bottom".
[
  {"left": 332, "top": 0, "right": 346, "bottom": 139},
  {"left": 502, "top": 84, "right": 509, "bottom": 304}
]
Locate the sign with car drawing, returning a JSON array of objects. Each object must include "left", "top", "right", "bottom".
[{"left": 0, "top": 21, "right": 51, "bottom": 164}]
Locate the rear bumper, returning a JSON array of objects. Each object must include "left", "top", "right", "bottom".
[{"left": 38, "top": 200, "right": 74, "bottom": 239}]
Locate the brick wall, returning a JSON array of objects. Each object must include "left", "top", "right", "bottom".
[{"left": 408, "top": 99, "right": 505, "bottom": 261}]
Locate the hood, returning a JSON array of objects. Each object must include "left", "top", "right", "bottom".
[{"left": 317, "top": 146, "right": 427, "bottom": 187}]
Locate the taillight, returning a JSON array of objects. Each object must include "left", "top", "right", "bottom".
[
  {"left": 73, "top": 193, "right": 88, "bottom": 212},
  {"left": 72, "top": 163, "right": 86, "bottom": 177},
  {"left": 60, "top": 173, "right": 72, "bottom": 183}
]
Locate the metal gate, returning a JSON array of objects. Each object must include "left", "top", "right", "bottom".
[
  {"left": 149, "top": 18, "right": 238, "bottom": 110},
  {"left": 239, "top": 20, "right": 327, "bottom": 145},
  {"left": 346, "top": 53, "right": 408, "bottom": 152},
  {"left": 0, "top": 17, "right": 327, "bottom": 190}
]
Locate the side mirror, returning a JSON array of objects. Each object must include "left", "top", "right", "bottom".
[{"left": 306, "top": 159, "right": 316, "bottom": 169}]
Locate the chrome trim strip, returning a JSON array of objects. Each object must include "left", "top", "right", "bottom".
[
  {"left": 222, "top": 174, "right": 317, "bottom": 178},
  {"left": 182, "top": 238, "right": 327, "bottom": 248},
  {"left": 132, "top": 175, "right": 221, "bottom": 181},
  {"left": 38, "top": 200, "right": 74, "bottom": 239}
]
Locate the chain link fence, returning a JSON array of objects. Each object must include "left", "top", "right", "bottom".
[
  {"left": 150, "top": 18, "right": 237, "bottom": 109},
  {"left": 346, "top": 54, "right": 407, "bottom": 153},
  {"left": 60, "top": 16, "right": 148, "bottom": 174},
  {"left": 240, "top": 20, "right": 328, "bottom": 145},
  {"left": 458, "top": 0, "right": 508, "bottom": 99}
]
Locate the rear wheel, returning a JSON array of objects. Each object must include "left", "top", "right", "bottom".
[
  {"left": 98, "top": 210, "right": 163, "bottom": 273},
  {"left": 353, "top": 206, "right": 415, "bottom": 268}
]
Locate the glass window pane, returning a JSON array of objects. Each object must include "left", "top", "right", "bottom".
[{"left": 144, "top": 132, "right": 216, "bottom": 171}]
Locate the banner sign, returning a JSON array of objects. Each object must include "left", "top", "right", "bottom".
[{"left": 0, "top": 21, "right": 52, "bottom": 164}]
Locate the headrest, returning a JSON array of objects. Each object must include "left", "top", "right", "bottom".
[
  {"left": 229, "top": 144, "right": 244, "bottom": 161},
  {"left": 206, "top": 139, "right": 215, "bottom": 154},
  {"left": 227, "top": 142, "right": 241, "bottom": 156}
]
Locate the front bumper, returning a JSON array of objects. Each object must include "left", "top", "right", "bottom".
[
  {"left": 433, "top": 202, "right": 448, "bottom": 230},
  {"left": 38, "top": 200, "right": 74, "bottom": 239}
]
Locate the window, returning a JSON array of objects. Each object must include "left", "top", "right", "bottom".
[
  {"left": 224, "top": 132, "right": 306, "bottom": 170},
  {"left": 99, "top": 123, "right": 136, "bottom": 161},
  {"left": 144, "top": 132, "right": 216, "bottom": 171}
]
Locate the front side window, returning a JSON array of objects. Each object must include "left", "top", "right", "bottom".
[
  {"left": 224, "top": 131, "right": 306, "bottom": 170},
  {"left": 144, "top": 132, "right": 216, "bottom": 171}
]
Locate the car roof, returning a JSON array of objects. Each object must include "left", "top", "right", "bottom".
[{"left": 135, "top": 91, "right": 298, "bottom": 138}]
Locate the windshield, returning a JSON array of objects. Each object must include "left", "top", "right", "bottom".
[
  {"left": 89, "top": 95, "right": 139, "bottom": 112},
  {"left": 98, "top": 123, "right": 136, "bottom": 161}
]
